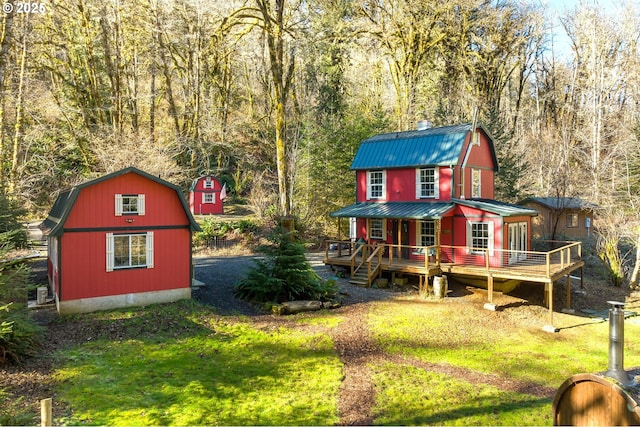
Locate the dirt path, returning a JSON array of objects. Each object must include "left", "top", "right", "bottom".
[{"left": 327, "top": 301, "right": 556, "bottom": 425}]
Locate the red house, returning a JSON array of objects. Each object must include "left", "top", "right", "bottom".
[
  {"left": 40, "top": 167, "right": 201, "bottom": 314},
  {"left": 330, "top": 123, "right": 537, "bottom": 268},
  {"left": 189, "top": 175, "right": 226, "bottom": 215}
]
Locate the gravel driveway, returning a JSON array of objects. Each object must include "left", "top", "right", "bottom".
[{"left": 192, "top": 252, "right": 402, "bottom": 315}]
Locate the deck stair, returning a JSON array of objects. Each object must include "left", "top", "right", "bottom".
[{"left": 349, "top": 266, "right": 374, "bottom": 286}]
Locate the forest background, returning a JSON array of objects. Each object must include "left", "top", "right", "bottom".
[{"left": 1, "top": 0, "right": 640, "bottom": 284}]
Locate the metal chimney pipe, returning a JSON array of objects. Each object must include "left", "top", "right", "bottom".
[{"left": 605, "top": 301, "right": 632, "bottom": 385}]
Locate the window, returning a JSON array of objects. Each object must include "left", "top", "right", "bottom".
[
  {"left": 471, "top": 169, "right": 481, "bottom": 198},
  {"left": 369, "top": 218, "right": 384, "bottom": 239},
  {"left": 106, "top": 232, "right": 154, "bottom": 271},
  {"left": 367, "top": 170, "right": 385, "bottom": 200},
  {"left": 416, "top": 168, "right": 439, "bottom": 198},
  {"left": 566, "top": 213, "right": 578, "bottom": 228},
  {"left": 203, "top": 178, "right": 213, "bottom": 189},
  {"left": 115, "top": 194, "right": 145, "bottom": 216},
  {"left": 203, "top": 193, "right": 215, "bottom": 204},
  {"left": 467, "top": 221, "right": 493, "bottom": 255},
  {"left": 419, "top": 220, "right": 435, "bottom": 247}
]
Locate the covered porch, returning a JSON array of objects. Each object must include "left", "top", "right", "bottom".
[{"left": 324, "top": 240, "right": 584, "bottom": 332}]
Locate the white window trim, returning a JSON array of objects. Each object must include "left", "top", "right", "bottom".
[
  {"left": 106, "top": 231, "right": 154, "bottom": 272},
  {"left": 203, "top": 178, "right": 214, "bottom": 189},
  {"left": 415, "top": 167, "right": 439, "bottom": 199},
  {"left": 202, "top": 193, "right": 215, "bottom": 204},
  {"left": 115, "top": 194, "right": 145, "bottom": 216},
  {"left": 366, "top": 170, "right": 386, "bottom": 200},
  {"left": 466, "top": 221, "right": 494, "bottom": 256},
  {"left": 368, "top": 218, "right": 386, "bottom": 240}
]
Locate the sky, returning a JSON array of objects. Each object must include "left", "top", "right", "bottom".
[{"left": 540, "top": 0, "right": 640, "bottom": 61}]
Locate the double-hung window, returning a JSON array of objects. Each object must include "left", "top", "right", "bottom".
[
  {"left": 115, "top": 194, "right": 145, "bottom": 216},
  {"left": 203, "top": 193, "right": 215, "bottom": 204},
  {"left": 367, "top": 170, "right": 385, "bottom": 200},
  {"left": 416, "top": 167, "right": 439, "bottom": 199},
  {"left": 106, "top": 232, "right": 154, "bottom": 271},
  {"left": 419, "top": 220, "right": 436, "bottom": 247},
  {"left": 204, "top": 178, "right": 214, "bottom": 189},
  {"left": 369, "top": 219, "right": 384, "bottom": 240},
  {"left": 467, "top": 221, "right": 493, "bottom": 255},
  {"left": 566, "top": 213, "right": 578, "bottom": 228}
]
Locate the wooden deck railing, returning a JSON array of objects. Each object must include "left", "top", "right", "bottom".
[{"left": 324, "top": 239, "right": 583, "bottom": 279}]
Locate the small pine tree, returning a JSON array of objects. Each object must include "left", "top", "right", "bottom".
[
  {"left": 234, "top": 227, "right": 337, "bottom": 303},
  {"left": 0, "top": 191, "right": 42, "bottom": 365}
]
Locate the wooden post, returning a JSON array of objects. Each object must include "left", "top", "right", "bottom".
[
  {"left": 337, "top": 219, "right": 342, "bottom": 257},
  {"left": 487, "top": 274, "right": 493, "bottom": 304},
  {"left": 566, "top": 274, "right": 572, "bottom": 310},
  {"left": 548, "top": 280, "right": 554, "bottom": 325},
  {"left": 41, "top": 398, "right": 52, "bottom": 427}
]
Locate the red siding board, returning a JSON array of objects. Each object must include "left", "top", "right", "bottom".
[
  {"left": 48, "top": 170, "right": 194, "bottom": 306},
  {"left": 65, "top": 172, "right": 189, "bottom": 230},
  {"left": 61, "top": 229, "right": 190, "bottom": 300}
]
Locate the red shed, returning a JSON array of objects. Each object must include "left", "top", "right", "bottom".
[
  {"left": 39, "top": 167, "right": 201, "bottom": 314},
  {"left": 189, "top": 175, "right": 226, "bottom": 215}
]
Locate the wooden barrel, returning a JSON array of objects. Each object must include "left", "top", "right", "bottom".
[{"left": 552, "top": 369, "right": 640, "bottom": 426}]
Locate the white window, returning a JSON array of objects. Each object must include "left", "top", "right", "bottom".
[
  {"left": 416, "top": 167, "right": 439, "bottom": 199},
  {"left": 115, "top": 194, "right": 145, "bottom": 216},
  {"left": 366, "top": 170, "right": 385, "bottom": 200},
  {"left": 419, "top": 220, "right": 436, "bottom": 247},
  {"left": 202, "top": 193, "right": 215, "bottom": 204},
  {"left": 471, "top": 169, "right": 481, "bottom": 198},
  {"left": 368, "top": 218, "right": 385, "bottom": 240},
  {"left": 467, "top": 221, "right": 494, "bottom": 255},
  {"left": 203, "top": 178, "right": 213, "bottom": 189},
  {"left": 106, "top": 232, "right": 154, "bottom": 271}
]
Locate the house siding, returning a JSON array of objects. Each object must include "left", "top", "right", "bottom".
[
  {"left": 65, "top": 173, "right": 190, "bottom": 229},
  {"left": 60, "top": 228, "right": 191, "bottom": 301}
]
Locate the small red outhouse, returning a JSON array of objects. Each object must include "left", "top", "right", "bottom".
[
  {"left": 189, "top": 176, "right": 226, "bottom": 215},
  {"left": 39, "top": 167, "right": 201, "bottom": 314}
]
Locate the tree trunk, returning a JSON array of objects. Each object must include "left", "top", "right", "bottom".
[{"left": 630, "top": 234, "right": 640, "bottom": 289}]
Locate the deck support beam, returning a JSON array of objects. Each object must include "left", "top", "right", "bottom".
[
  {"left": 483, "top": 274, "right": 497, "bottom": 311},
  {"left": 542, "top": 280, "right": 559, "bottom": 333}
]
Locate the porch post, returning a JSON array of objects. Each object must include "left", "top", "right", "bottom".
[
  {"left": 337, "top": 218, "right": 342, "bottom": 257},
  {"left": 566, "top": 274, "right": 571, "bottom": 310},
  {"left": 436, "top": 219, "right": 441, "bottom": 263}
]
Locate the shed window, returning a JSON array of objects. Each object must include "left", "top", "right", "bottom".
[
  {"left": 115, "top": 194, "right": 145, "bottom": 216},
  {"left": 367, "top": 170, "right": 385, "bottom": 200},
  {"left": 204, "top": 178, "right": 213, "bottom": 189},
  {"left": 203, "top": 193, "right": 215, "bottom": 204},
  {"left": 106, "top": 232, "right": 154, "bottom": 271},
  {"left": 416, "top": 167, "right": 439, "bottom": 199},
  {"left": 566, "top": 213, "right": 578, "bottom": 228}
]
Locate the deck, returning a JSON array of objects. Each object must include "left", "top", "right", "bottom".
[{"left": 324, "top": 240, "right": 585, "bottom": 331}]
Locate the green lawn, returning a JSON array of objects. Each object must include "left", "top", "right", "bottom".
[{"left": 45, "top": 298, "right": 640, "bottom": 426}]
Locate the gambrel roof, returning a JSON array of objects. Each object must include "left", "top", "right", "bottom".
[
  {"left": 350, "top": 123, "right": 498, "bottom": 171},
  {"left": 40, "top": 167, "right": 200, "bottom": 236}
]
